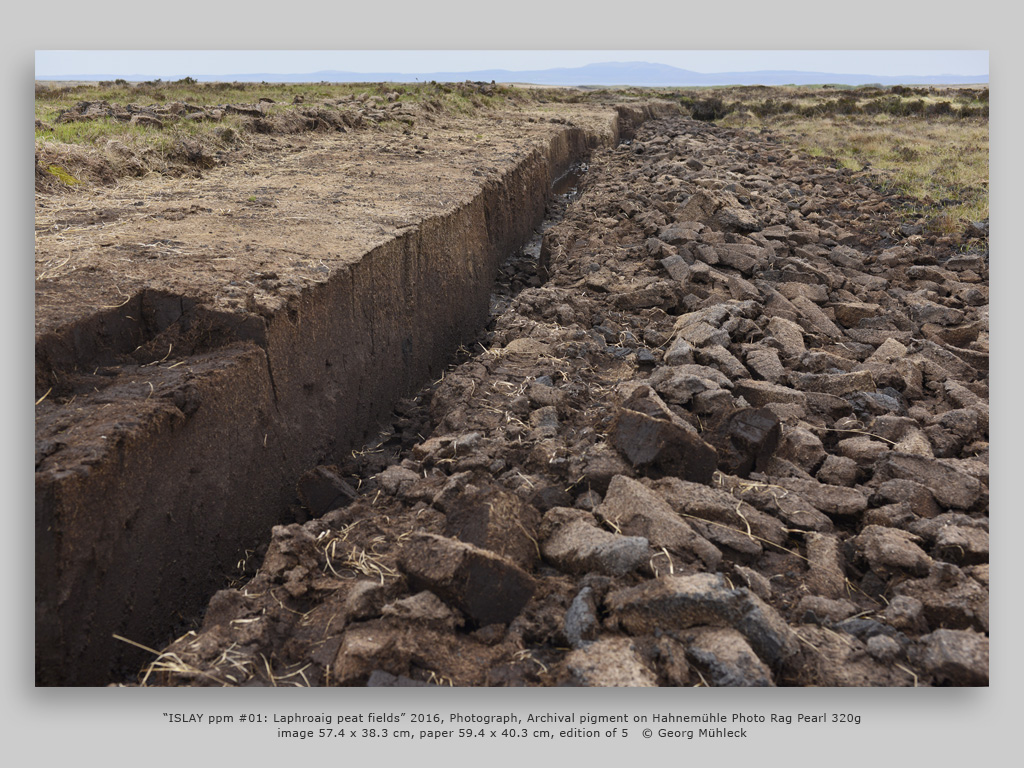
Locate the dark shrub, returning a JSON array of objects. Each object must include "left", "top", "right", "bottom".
[
  {"left": 863, "top": 96, "right": 907, "bottom": 116},
  {"left": 958, "top": 104, "right": 989, "bottom": 118},
  {"left": 836, "top": 96, "right": 861, "bottom": 114},
  {"left": 927, "top": 100, "right": 954, "bottom": 116},
  {"left": 692, "top": 97, "right": 728, "bottom": 121}
]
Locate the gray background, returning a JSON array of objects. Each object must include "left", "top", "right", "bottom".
[{"left": 5, "top": 2, "right": 1014, "bottom": 765}]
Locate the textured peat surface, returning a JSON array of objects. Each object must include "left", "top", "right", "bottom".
[
  {"left": 34, "top": 100, "right": 671, "bottom": 685},
  {"left": 37, "top": 109, "right": 989, "bottom": 687}
]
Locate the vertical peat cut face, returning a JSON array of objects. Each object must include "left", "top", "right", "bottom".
[{"left": 34, "top": 105, "right": 674, "bottom": 686}]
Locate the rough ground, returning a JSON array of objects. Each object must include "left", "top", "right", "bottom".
[
  {"left": 129, "top": 113, "right": 989, "bottom": 687},
  {"left": 35, "top": 90, "right": 644, "bottom": 686}
]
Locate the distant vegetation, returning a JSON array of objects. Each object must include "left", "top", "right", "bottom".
[
  {"left": 33, "top": 79, "right": 538, "bottom": 187},
  {"left": 35, "top": 79, "right": 987, "bottom": 235}
]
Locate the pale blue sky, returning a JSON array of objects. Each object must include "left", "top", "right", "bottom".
[{"left": 35, "top": 50, "right": 988, "bottom": 79}]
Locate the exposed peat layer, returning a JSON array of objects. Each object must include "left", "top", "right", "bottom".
[{"left": 34, "top": 82, "right": 988, "bottom": 686}]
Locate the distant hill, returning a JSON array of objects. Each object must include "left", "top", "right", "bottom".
[{"left": 36, "top": 61, "right": 989, "bottom": 87}]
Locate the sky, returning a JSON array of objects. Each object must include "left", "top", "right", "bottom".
[{"left": 34, "top": 50, "right": 989, "bottom": 79}]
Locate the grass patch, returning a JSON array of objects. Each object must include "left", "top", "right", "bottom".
[
  {"left": 36, "top": 117, "right": 168, "bottom": 145},
  {"left": 34, "top": 79, "right": 529, "bottom": 129},
  {"left": 34, "top": 79, "right": 540, "bottom": 183}
]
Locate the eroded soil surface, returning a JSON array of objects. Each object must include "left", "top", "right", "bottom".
[
  {"left": 35, "top": 101, "right": 615, "bottom": 337},
  {"left": 132, "top": 114, "right": 989, "bottom": 687}
]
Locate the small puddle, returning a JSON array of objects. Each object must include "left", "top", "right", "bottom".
[
  {"left": 489, "top": 160, "right": 590, "bottom": 320},
  {"left": 551, "top": 161, "right": 589, "bottom": 201}
]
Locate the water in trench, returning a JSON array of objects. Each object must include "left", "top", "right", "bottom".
[
  {"left": 489, "top": 161, "right": 587, "bottom": 318},
  {"left": 551, "top": 161, "right": 589, "bottom": 199}
]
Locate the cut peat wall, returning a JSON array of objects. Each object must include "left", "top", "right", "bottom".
[{"left": 34, "top": 103, "right": 677, "bottom": 686}]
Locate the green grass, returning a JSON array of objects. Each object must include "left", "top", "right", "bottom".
[
  {"left": 34, "top": 79, "right": 529, "bottom": 126},
  {"left": 33, "top": 79, "right": 534, "bottom": 152},
  {"left": 37, "top": 79, "right": 374, "bottom": 109},
  {"left": 36, "top": 117, "right": 168, "bottom": 145},
  {"left": 44, "top": 164, "right": 82, "bottom": 185}
]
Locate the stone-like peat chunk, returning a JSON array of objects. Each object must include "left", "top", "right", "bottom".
[
  {"left": 610, "top": 387, "right": 718, "bottom": 483},
  {"left": 398, "top": 533, "right": 536, "bottom": 626},
  {"left": 595, "top": 474, "right": 723, "bottom": 569},
  {"left": 606, "top": 572, "right": 798, "bottom": 669}
]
